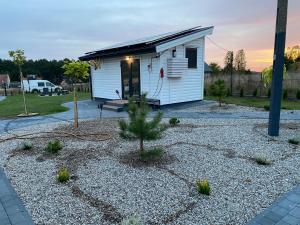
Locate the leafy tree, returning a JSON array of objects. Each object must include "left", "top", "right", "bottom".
[
  {"left": 262, "top": 65, "right": 287, "bottom": 87},
  {"left": 234, "top": 49, "right": 247, "bottom": 73},
  {"left": 8, "top": 49, "right": 28, "bottom": 115},
  {"left": 119, "top": 94, "right": 165, "bottom": 153},
  {"left": 0, "top": 58, "right": 70, "bottom": 83},
  {"left": 209, "top": 62, "right": 222, "bottom": 74},
  {"left": 223, "top": 51, "right": 234, "bottom": 73},
  {"left": 286, "top": 45, "right": 300, "bottom": 62},
  {"left": 209, "top": 79, "right": 227, "bottom": 107},
  {"left": 285, "top": 45, "right": 300, "bottom": 71},
  {"left": 62, "top": 60, "right": 89, "bottom": 128}
]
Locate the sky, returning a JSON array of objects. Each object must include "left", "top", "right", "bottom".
[{"left": 0, "top": 0, "right": 299, "bottom": 72}]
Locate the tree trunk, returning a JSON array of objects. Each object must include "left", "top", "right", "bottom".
[
  {"left": 19, "top": 66, "right": 28, "bottom": 115},
  {"left": 139, "top": 137, "right": 144, "bottom": 153},
  {"left": 73, "top": 85, "right": 78, "bottom": 128}
]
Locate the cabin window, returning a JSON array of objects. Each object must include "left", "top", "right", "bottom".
[
  {"left": 172, "top": 49, "right": 176, "bottom": 58},
  {"left": 38, "top": 82, "right": 45, "bottom": 87},
  {"left": 186, "top": 48, "right": 197, "bottom": 68}
]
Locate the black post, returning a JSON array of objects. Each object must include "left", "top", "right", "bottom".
[
  {"left": 129, "top": 61, "right": 133, "bottom": 97},
  {"left": 268, "top": 0, "right": 288, "bottom": 136},
  {"left": 230, "top": 51, "right": 234, "bottom": 95},
  {"left": 4, "top": 83, "right": 7, "bottom": 96}
]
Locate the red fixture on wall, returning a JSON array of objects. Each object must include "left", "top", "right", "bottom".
[{"left": 160, "top": 68, "right": 164, "bottom": 78}]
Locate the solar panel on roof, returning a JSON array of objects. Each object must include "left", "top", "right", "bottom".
[{"left": 87, "top": 26, "right": 203, "bottom": 54}]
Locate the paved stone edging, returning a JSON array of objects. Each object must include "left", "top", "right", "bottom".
[
  {"left": 0, "top": 168, "right": 34, "bottom": 225},
  {"left": 248, "top": 186, "right": 300, "bottom": 225}
]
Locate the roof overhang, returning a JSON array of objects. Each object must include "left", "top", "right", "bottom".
[{"left": 155, "top": 27, "right": 214, "bottom": 53}]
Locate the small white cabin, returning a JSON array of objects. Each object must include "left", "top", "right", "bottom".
[{"left": 79, "top": 26, "right": 214, "bottom": 106}]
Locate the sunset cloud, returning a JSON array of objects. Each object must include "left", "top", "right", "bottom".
[{"left": 0, "top": 0, "right": 299, "bottom": 71}]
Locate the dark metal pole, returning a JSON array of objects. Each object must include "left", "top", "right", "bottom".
[
  {"left": 230, "top": 51, "right": 234, "bottom": 95},
  {"left": 129, "top": 61, "right": 133, "bottom": 97},
  {"left": 268, "top": 0, "right": 288, "bottom": 136}
]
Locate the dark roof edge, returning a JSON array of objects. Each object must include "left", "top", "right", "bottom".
[{"left": 79, "top": 45, "right": 156, "bottom": 61}]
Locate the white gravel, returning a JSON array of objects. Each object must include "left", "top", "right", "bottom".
[{"left": 0, "top": 118, "right": 300, "bottom": 225}]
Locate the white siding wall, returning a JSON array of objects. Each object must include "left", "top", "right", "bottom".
[
  {"left": 158, "top": 37, "right": 205, "bottom": 105},
  {"left": 139, "top": 54, "right": 160, "bottom": 97},
  {"left": 91, "top": 54, "right": 160, "bottom": 100}
]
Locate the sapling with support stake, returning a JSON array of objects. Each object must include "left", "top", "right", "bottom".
[
  {"left": 62, "top": 60, "right": 89, "bottom": 128},
  {"left": 8, "top": 49, "right": 28, "bottom": 115}
]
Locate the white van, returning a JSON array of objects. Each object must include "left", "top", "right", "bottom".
[{"left": 22, "top": 80, "right": 62, "bottom": 93}]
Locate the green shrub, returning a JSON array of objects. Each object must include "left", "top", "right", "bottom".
[
  {"left": 283, "top": 89, "right": 288, "bottom": 100},
  {"left": 204, "top": 88, "right": 207, "bottom": 96},
  {"left": 45, "top": 139, "right": 62, "bottom": 153},
  {"left": 263, "top": 105, "right": 270, "bottom": 111},
  {"left": 288, "top": 138, "right": 300, "bottom": 145},
  {"left": 169, "top": 117, "right": 180, "bottom": 126},
  {"left": 209, "top": 79, "right": 227, "bottom": 107},
  {"left": 196, "top": 179, "right": 211, "bottom": 195},
  {"left": 57, "top": 168, "right": 70, "bottom": 183},
  {"left": 267, "top": 89, "right": 271, "bottom": 98},
  {"left": 240, "top": 88, "right": 244, "bottom": 97},
  {"left": 140, "top": 147, "right": 163, "bottom": 161},
  {"left": 255, "top": 154, "right": 271, "bottom": 165},
  {"left": 253, "top": 89, "right": 258, "bottom": 97},
  {"left": 121, "top": 215, "right": 143, "bottom": 225},
  {"left": 21, "top": 140, "right": 33, "bottom": 150},
  {"left": 296, "top": 90, "right": 300, "bottom": 100}
]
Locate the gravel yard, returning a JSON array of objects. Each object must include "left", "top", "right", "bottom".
[{"left": 1, "top": 118, "right": 300, "bottom": 225}]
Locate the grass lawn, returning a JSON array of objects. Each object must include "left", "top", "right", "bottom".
[
  {"left": 0, "top": 92, "right": 90, "bottom": 118},
  {"left": 205, "top": 96, "right": 300, "bottom": 110}
]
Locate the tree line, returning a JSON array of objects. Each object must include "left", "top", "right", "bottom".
[
  {"left": 209, "top": 45, "right": 300, "bottom": 75},
  {"left": 0, "top": 58, "right": 72, "bottom": 84}
]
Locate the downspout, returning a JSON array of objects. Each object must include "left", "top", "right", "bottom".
[{"left": 89, "top": 67, "right": 93, "bottom": 100}]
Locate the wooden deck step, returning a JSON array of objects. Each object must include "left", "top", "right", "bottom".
[{"left": 102, "top": 104, "right": 124, "bottom": 112}]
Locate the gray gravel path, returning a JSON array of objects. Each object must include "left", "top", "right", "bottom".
[{"left": 1, "top": 100, "right": 300, "bottom": 133}]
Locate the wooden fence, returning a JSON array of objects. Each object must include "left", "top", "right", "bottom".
[{"left": 205, "top": 72, "right": 300, "bottom": 98}]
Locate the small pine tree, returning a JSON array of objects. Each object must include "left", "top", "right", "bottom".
[
  {"left": 226, "top": 88, "right": 231, "bottom": 97},
  {"left": 297, "top": 90, "right": 300, "bottom": 100},
  {"left": 267, "top": 89, "right": 271, "bottom": 98},
  {"left": 119, "top": 94, "right": 165, "bottom": 153},
  {"left": 240, "top": 88, "right": 244, "bottom": 97},
  {"left": 209, "top": 79, "right": 227, "bottom": 107},
  {"left": 253, "top": 89, "right": 258, "bottom": 97},
  {"left": 283, "top": 89, "right": 288, "bottom": 100}
]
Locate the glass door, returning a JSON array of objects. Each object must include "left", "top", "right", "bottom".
[{"left": 121, "top": 59, "right": 140, "bottom": 99}]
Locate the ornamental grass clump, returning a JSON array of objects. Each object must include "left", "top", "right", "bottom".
[
  {"left": 57, "top": 168, "right": 70, "bottom": 183},
  {"left": 119, "top": 94, "right": 165, "bottom": 157},
  {"left": 288, "top": 138, "right": 300, "bottom": 145},
  {"left": 169, "top": 117, "right": 180, "bottom": 126},
  {"left": 120, "top": 215, "right": 143, "bottom": 225},
  {"left": 255, "top": 154, "right": 271, "bottom": 165},
  {"left": 45, "top": 139, "right": 62, "bottom": 154},
  {"left": 196, "top": 179, "right": 211, "bottom": 195},
  {"left": 21, "top": 140, "right": 33, "bottom": 150}
]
